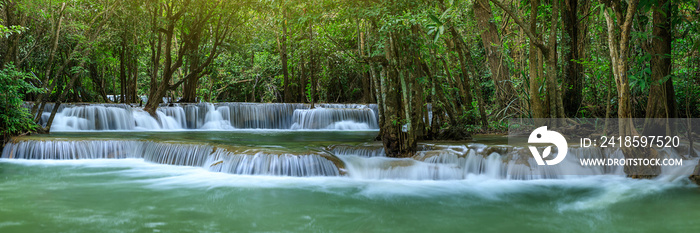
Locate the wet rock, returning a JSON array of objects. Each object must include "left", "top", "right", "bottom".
[{"left": 691, "top": 164, "right": 700, "bottom": 185}]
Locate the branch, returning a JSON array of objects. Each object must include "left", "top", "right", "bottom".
[
  {"left": 168, "top": 33, "right": 188, "bottom": 74},
  {"left": 619, "top": 0, "right": 640, "bottom": 55},
  {"left": 168, "top": 13, "right": 233, "bottom": 90},
  {"left": 489, "top": 0, "right": 549, "bottom": 54},
  {"left": 169, "top": 70, "right": 210, "bottom": 90}
]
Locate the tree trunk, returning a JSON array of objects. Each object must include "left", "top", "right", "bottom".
[
  {"left": 149, "top": 5, "right": 162, "bottom": 97},
  {"left": 89, "top": 62, "right": 111, "bottom": 103},
  {"left": 561, "top": 0, "right": 588, "bottom": 116},
  {"left": 119, "top": 33, "right": 128, "bottom": 103},
  {"left": 449, "top": 31, "right": 474, "bottom": 112},
  {"left": 182, "top": 29, "right": 203, "bottom": 103},
  {"left": 546, "top": 0, "right": 564, "bottom": 119},
  {"left": 45, "top": 59, "right": 87, "bottom": 131},
  {"left": 144, "top": 0, "right": 225, "bottom": 115},
  {"left": 359, "top": 22, "right": 372, "bottom": 103},
  {"left": 129, "top": 43, "right": 139, "bottom": 103},
  {"left": 645, "top": 0, "right": 676, "bottom": 120},
  {"left": 604, "top": 4, "right": 636, "bottom": 124},
  {"left": 280, "top": 6, "right": 291, "bottom": 103},
  {"left": 437, "top": 58, "right": 459, "bottom": 124},
  {"left": 308, "top": 23, "right": 316, "bottom": 107},
  {"left": 31, "top": 2, "right": 67, "bottom": 117},
  {"left": 604, "top": 0, "right": 659, "bottom": 178},
  {"left": 369, "top": 63, "right": 384, "bottom": 137},
  {"left": 444, "top": 42, "right": 470, "bottom": 110},
  {"left": 2, "top": 0, "right": 22, "bottom": 68},
  {"left": 473, "top": 73, "right": 489, "bottom": 128},
  {"left": 490, "top": 0, "right": 562, "bottom": 119},
  {"left": 528, "top": 0, "right": 545, "bottom": 118},
  {"left": 380, "top": 31, "right": 418, "bottom": 157},
  {"left": 144, "top": 8, "right": 179, "bottom": 115},
  {"left": 473, "top": 0, "right": 515, "bottom": 108},
  {"left": 300, "top": 55, "right": 307, "bottom": 103}
]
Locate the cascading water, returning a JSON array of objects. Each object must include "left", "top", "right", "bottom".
[
  {"left": 46, "top": 104, "right": 185, "bottom": 131},
  {"left": 290, "top": 107, "right": 378, "bottom": 130},
  {"left": 1, "top": 140, "right": 342, "bottom": 177},
  {"left": 0, "top": 139, "right": 139, "bottom": 160},
  {"left": 6, "top": 138, "right": 695, "bottom": 180},
  {"left": 139, "top": 142, "right": 214, "bottom": 166},
  {"left": 338, "top": 155, "right": 466, "bottom": 180},
  {"left": 200, "top": 104, "right": 234, "bottom": 129},
  {"left": 328, "top": 144, "right": 386, "bottom": 157},
  {"left": 50, "top": 104, "right": 136, "bottom": 131},
  {"left": 329, "top": 144, "right": 698, "bottom": 180},
  {"left": 37, "top": 102, "right": 379, "bottom": 131},
  {"left": 206, "top": 149, "right": 340, "bottom": 176}
]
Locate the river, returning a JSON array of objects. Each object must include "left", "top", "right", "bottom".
[{"left": 1, "top": 103, "right": 699, "bottom": 232}]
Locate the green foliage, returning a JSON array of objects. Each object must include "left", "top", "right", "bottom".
[
  {"left": 0, "top": 25, "right": 26, "bottom": 38},
  {"left": 0, "top": 65, "right": 41, "bottom": 137},
  {"left": 3, "top": 0, "right": 700, "bottom": 139},
  {"left": 426, "top": 14, "right": 445, "bottom": 43}
]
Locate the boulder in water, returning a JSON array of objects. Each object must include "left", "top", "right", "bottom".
[{"left": 691, "top": 164, "right": 700, "bottom": 185}]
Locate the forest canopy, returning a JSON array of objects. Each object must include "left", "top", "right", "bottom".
[{"left": 1, "top": 0, "right": 700, "bottom": 147}]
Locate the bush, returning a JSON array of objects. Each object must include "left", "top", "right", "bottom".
[{"left": 0, "top": 64, "right": 40, "bottom": 140}]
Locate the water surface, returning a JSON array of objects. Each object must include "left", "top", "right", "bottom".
[{"left": 1, "top": 159, "right": 699, "bottom": 232}]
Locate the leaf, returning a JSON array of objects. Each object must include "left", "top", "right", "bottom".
[
  {"left": 440, "top": 8, "right": 451, "bottom": 20},
  {"left": 428, "top": 14, "right": 441, "bottom": 25}
]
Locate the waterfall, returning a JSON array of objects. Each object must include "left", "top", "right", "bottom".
[
  {"left": 139, "top": 142, "right": 214, "bottom": 166},
  {"left": 328, "top": 144, "right": 385, "bottom": 157},
  {"left": 5, "top": 139, "right": 696, "bottom": 180},
  {"left": 1, "top": 139, "right": 342, "bottom": 177},
  {"left": 339, "top": 155, "right": 465, "bottom": 180},
  {"left": 51, "top": 104, "right": 136, "bottom": 131},
  {"left": 0, "top": 140, "right": 140, "bottom": 160},
  {"left": 222, "top": 103, "right": 303, "bottom": 129},
  {"left": 45, "top": 104, "right": 185, "bottom": 131},
  {"left": 206, "top": 149, "right": 340, "bottom": 176},
  {"left": 37, "top": 102, "right": 379, "bottom": 131},
  {"left": 201, "top": 104, "right": 234, "bottom": 129},
  {"left": 290, "top": 107, "right": 378, "bottom": 130},
  {"left": 337, "top": 144, "right": 697, "bottom": 180}
]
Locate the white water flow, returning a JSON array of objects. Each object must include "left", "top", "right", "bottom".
[
  {"left": 2, "top": 140, "right": 340, "bottom": 177},
  {"left": 43, "top": 103, "right": 378, "bottom": 131},
  {"left": 4, "top": 139, "right": 697, "bottom": 180},
  {"left": 329, "top": 144, "right": 699, "bottom": 180},
  {"left": 291, "top": 108, "right": 377, "bottom": 130}
]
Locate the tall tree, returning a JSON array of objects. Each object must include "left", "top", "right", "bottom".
[
  {"left": 279, "top": 1, "right": 291, "bottom": 102},
  {"left": 143, "top": 0, "right": 233, "bottom": 115},
  {"left": 603, "top": 0, "right": 638, "bottom": 127},
  {"left": 645, "top": 0, "right": 676, "bottom": 119},
  {"left": 1, "top": 0, "right": 23, "bottom": 68},
  {"left": 561, "top": 0, "right": 590, "bottom": 116},
  {"left": 603, "top": 0, "right": 660, "bottom": 177},
  {"left": 473, "top": 0, "right": 515, "bottom": 109},
  {"left": 490, "top": 0, "right": 565, "bottom": 119}
]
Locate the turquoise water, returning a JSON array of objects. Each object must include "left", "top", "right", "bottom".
[
  {"left": 10, "top": 102, "right": 700, "bottom": 232},
  {"left": 1, "top": 158, "right": 699, "bottom": 232}
]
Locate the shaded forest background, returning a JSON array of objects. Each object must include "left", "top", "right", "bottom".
[{"left": 1, "top": 0, "right": 700, "bottom": 154}]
